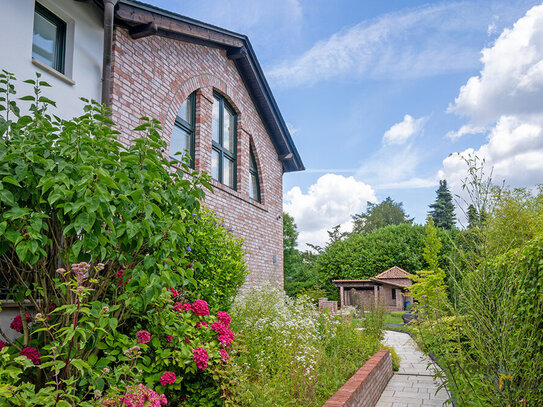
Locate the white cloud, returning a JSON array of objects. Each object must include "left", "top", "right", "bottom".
[
  {"left": 442, "top": 3, "right": 543, "bottom": 192},
  {"left": 440, "top": 115, "right": 543, "bottom": 189},
  {"left": 450, "top": 3, "right": 543, "bottom": 125},
  {"left": 445, "top": 124, "right": 487, "bottom": 140},
  {"left": 377, "top": 177, "right": 438, "bottom": 190},
  {"left": 383, "top": 114, "right": 426, "bottom": 145},
  {"left": 286, "top": 122, "right": 299, "bottom": 135},
  {"left": 267, "top": 2, "right": 509, "bottom": 87},
  {"left": 356, "top": 144, "right": 423, "bottom": 187},
  {"left": 284, "top": 174, "right": 377, "bottom": 248}
]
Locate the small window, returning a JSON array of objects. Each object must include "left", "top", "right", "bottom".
[
  {"left": 170, "top": 92, "right": 195, "bottom": 167},
  {"left": 249, "top": 147, "right": 261, "bottom": 202},
  {"left": 33, "top": 3, "right": 66, "bottom": 74},
  {"left": 211, "top": 92, "right": 237, "bottom": 189},
  {"left": 392, "top": 289, "right": 397, "bottom": 300}
]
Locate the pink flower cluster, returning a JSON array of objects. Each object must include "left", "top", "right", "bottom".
[
  {"left": 219, "top": 349, "right": 230, "bottom": 362},
  {"left": 166, "top": 287, "right": 179, "bottom": 297},
  {"left": 193, "top": 347, "right": 209, "bottom": 370},
  {"left": 191, "top": 299, "right": 209, "bottom": 316},
  {"left": 166, "top": 335, "right": 173, "bottom": 343},
  {"left": 20, "top": 347, "right": 41, "bottom": 365},
  {"left": 136, "top": 330, "right": 151, "bottom": 344},
  {"left": 10, "top": 313, "right": 32, "bottom": 333},
  {"left": 211, "top": 322, "right": 235, "bottom": 347},
  {"left": 173, "top": 302, "right": 192, "bottom": 312},
  {"left": 120, "top": 384, "right": 167, "bottom": 407},
  {"left": 160, "top": 371, "right": 176, "bottom": 385},
  {"left": 216, "top": 311, "right": 231, "bottom": 327},
  {"left": 195, "top": 320, "right": 207, "bottom": 328}
]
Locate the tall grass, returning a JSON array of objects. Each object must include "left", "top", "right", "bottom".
[
  {"left": 411, "top": 157, "right": 543, "bottom": 406},
  {"left": 231, "top": 285, "right": 382, "bottom": 406}
]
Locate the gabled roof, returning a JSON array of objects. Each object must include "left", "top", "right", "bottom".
[
  {"left": 108, "top": 0, "right": 304, "bottom": 172},
  {"left": 374, "top": 266, "right": 411, "bottom": 280}
]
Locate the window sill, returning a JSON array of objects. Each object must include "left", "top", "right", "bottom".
[{"left": 32, "top": 58, "right": 75, "bottom": 86}]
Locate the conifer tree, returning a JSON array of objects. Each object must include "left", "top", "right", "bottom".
[
  {"left": 467, "top": 204, "right": 478, "bottom": 229},
  {"left": 429, "top": 180, "right": 456, "bottom": 229}
]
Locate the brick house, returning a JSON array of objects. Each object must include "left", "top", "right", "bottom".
[
  {"left": 1, "top": 0, "right": 304, "bottom": 290},
  {"left": 333, "top": 266, "right": 413, "bottom": 312}
]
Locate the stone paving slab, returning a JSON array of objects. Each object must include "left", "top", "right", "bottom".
[{"left": 376, "top": 330, "right": 452, "bottom": 407}]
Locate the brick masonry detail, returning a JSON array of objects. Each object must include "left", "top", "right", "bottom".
[{"left": 109, "top": 28, "right": 285, "bottom": 288}]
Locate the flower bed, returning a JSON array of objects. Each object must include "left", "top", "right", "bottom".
[{"left": 230, "top": 285, "right": 383, "bottom": 406}]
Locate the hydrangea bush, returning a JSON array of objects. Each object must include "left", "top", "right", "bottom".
[{"left": 0, "top": 71, "right": 247, "bottom": 405}]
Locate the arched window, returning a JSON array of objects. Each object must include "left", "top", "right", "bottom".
[
  {"left": 249, "top": 147, "right": 261, "bottom": 202},
  {"left": 170, "top": 92, "right": 195, "bottom": 167},
  {"left": 211, "top": 92, "right": 237, "bottom": 189}
]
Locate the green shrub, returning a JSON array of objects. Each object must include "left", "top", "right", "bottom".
[{"left": 0, "top": 71, "right": 247, "bottom": 404}]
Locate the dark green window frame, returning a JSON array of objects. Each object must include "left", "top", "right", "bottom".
[
  {"left": 249, "top": 147, "right": 261, "bottom": 202},
  {"left": 33, "top": 3, "right": 67, "bottom": 74},
  {"left": 212, "top": 92, "right": 237, "bottom": 189},
  {"left": 170, "top": 92, "right": 195, "bottom": 168}
]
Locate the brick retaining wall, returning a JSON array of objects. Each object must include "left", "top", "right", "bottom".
[{"left": 322, "top": 349, "right": 393, "bottom": 407}]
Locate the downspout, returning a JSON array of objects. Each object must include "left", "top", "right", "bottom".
[{"left": 101, "top": 0, "right": 118, "bottom": 108}]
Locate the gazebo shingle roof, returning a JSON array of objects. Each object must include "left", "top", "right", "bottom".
[{"left": 374, "top": 266, "right": 411, "bottom": 280}]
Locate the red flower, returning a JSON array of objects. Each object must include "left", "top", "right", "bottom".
[
  {"left": 191, "top": 299, "right": 209, "bottom": 316},
  {"left": 220, "top": 349, "right": 230, "bottom": 362},
  {"left": 211, "top": 322, "right": 235, "bottom": 347},
  {"left": 20, "top": 347, "right": 41, "bottom": 365},
  {"left": 211, "top": 321, "right": 226, "bottom": 334},
  {"left": 136, "top": 330, "right": 151, "bottom": 344},
  {"left": 193, "top": 347, "right": 209, "bottom": 370},
  {"left": 160, "top": 371, "right": 176, "bottom": 385},
  {"left": 173, "top": 302, "right": 192, "bottom": 312},
  {"left": 166, "top": 287, "right": 179, "bottom": 297},
  {"left": 166, "top": 335, "right": 173, "bottom": 343},
  {"left": 217, "top": 311, "right": 231, "bottom": 327},
  {"left": 10, "top": 313, "right": 32, "bottom": 333},
  {"left": 0, "top": 341, "right": 8, "bottom": 351},
  {"left": 120, "top": 384, "right": 167, "bottom": 407},
  {"left": 117, "top": 269, "right": 132, "bottom": 287},
  {"left": 218, "top": 330, "right": 235, "bottom": 347},
  {"left": 196, "top": 320, "right": 207, "bottom": 328},
  {"left": 185, "top": 337, "right": 190, "bottom": 343}
]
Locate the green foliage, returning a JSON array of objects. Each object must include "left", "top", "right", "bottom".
[
  {"left": 352, "top": 197, "right": 413, "bottom": 235},
  {"left": 413, "top": 158, "right": 543, "bottom": 406},
  {"left": 429, "top": 180, "right": 456, "bottom": 230},
  {"left": 184, "top": 209, "right": 247, "bottom": 311},
  {"left": 0, "top": 71, "right": 246, "bottom": 404},
  {"left": 315, "top": 223, "right": 453, "bottom": 298},
  {"left": 410, "top": 217, "right": 450, "bottom": 315},
  {"left": 231, "top": 285, "right": 381, "bottom": 406},
  {"left": 283, "top": 213, "right": 322, "bottom": 299}
]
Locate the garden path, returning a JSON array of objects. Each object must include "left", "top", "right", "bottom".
[{"left": 376, "top": 330, "right": 452, "bottom": 407}]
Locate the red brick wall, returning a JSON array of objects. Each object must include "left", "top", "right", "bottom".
[
  {"left": 109, "top": 28, "right": 284, "bottom": 288},
  {"left": 323, "top": 349, "right": 393, "bottom": 407}
]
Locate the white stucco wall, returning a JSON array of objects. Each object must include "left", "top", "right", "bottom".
[
  {"left": 0, "top": 0, "right": 103, "bottom": 119},
  {"left": 0, "top": 0, "right": 103, "bottom": 340}
]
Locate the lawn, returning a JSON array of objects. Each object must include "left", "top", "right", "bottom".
[{"left": 383, "top": 311, "right": 405, "bottom": 325}]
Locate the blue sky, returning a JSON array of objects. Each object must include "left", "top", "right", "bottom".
[{"left": 146, "top": 0, "right": 543, "bottom": 248}]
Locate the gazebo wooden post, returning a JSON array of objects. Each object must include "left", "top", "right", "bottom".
[{"left": 339, "top": 286, "right": 344, "bottom": 309}]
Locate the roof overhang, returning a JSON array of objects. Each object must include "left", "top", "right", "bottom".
[
  {"left": 109, "top": 0, "right": 304, "bottom": 172},
  {"left": 332, "top": 278, "right": 409, "bottom": 290}
]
